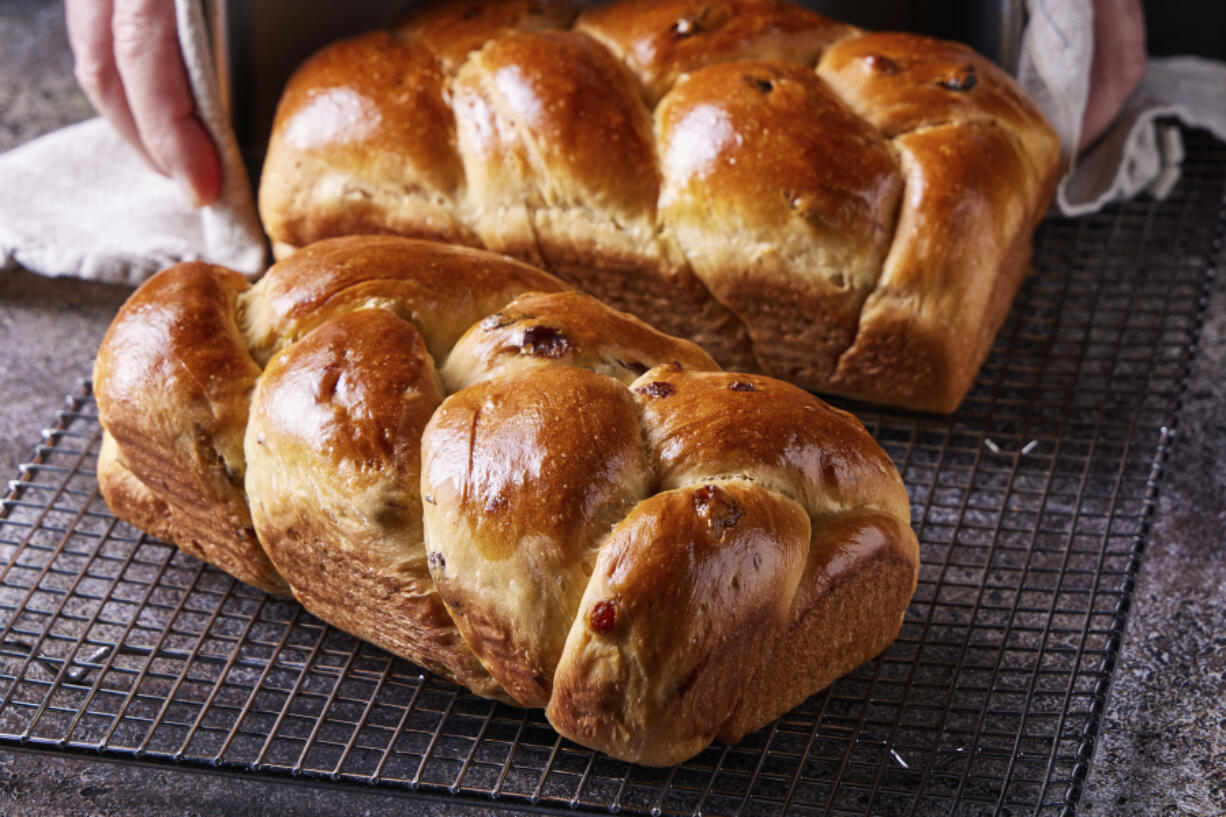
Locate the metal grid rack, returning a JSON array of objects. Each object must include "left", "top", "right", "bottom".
[{"left": 1, "top": 131, "right": 1224, "bottom": 817}]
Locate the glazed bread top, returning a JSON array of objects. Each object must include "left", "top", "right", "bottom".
[
  {"left": 259, "top": 0, "right": 1060, "bottom": 412},
  {"left": 93, "top": 236, "right": 919, "bottom": 765}
]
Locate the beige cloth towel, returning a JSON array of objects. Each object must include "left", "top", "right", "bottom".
[{"left": 2, "top": 0, "right": 1225, "bottom": 283}]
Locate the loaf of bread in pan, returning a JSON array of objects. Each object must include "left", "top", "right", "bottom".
[
  {"left": 259, "top": 0, "right": 1060, "bottom": 413},
  {"left": 93, "top": 236, "right": 919, "bottom": 766}
]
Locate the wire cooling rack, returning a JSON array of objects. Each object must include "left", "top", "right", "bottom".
[{"left": 1, "top": 131, "right": 1224, "bottom": 817}]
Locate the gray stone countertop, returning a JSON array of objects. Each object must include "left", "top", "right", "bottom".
[{"left": 0, "top": 1, "right": 1222, "bottom": 814}]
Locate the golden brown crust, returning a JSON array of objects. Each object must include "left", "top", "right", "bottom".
[
  {"left": 238, "top": 234, "right": 568, "bottom": 365},
  {"left": 542, "top": 367, "right": 918, "bottom": 763},
  {"left": 548, "top": 481, "right": 810, "bottom": 765},
  {"left": 718, "top": 508, "right": 917, "bottom": 741},
  {"left": 828, "top": 121, "right": 1050, "bottom": 412},
  {"left": 655, "top": 60, "right": 902, "bottom": 383},
  {"left": 245, "top": 308, "right": 505, "bottom": 698},
  {"left": 441, "top": 289, "right": 720, "bottom": 392},
  {"left": 259, "top": 0, "right": 1059, "bottom": 412},
  {"left": 453, "top": 30, "right": 660, "bottom": 227},
  {"left": 92, "top": 263, "right": 287, "bottom": 596},
  {"left": 447, "top": 28, "right": 759, "bottom": 370},
  {"left": 816, "top": 31, "right": 1059, "bottom": 167},
  {"left": 576, "top": 0, "right": 852, "bottom": 104},
  {"left": 96, "top": 235, "right": 919, "bottom": 765},
  {"left": 258, "top": 33, "right": 477, "bottom": 253},
  {"left": 633, "top": 368, "right": 909, "bottom": 517},
  {"left": 422, "top": 367, "right": 650, "bottom": 706},
  {"left": 391, "top": 0, "right": 580, "bottom": 72}
]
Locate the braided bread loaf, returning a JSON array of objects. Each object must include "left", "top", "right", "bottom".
[
  {"left": 259, "top": 0, "right": 1060, "bottom": 413},
  {"left": 93, "top": 236, "right": 919, "bottom": 766}
]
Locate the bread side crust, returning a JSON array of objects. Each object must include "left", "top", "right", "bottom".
[
  {"left": 826, "top": 120, "right": 1056, "bottom": 412},
  {"left": 717, "top": 509, "right": 918, "bottom": 742},
  {"left": 93, "top": 264, "right": 288, "bottom": 596}
]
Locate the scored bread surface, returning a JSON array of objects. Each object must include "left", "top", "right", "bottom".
[
  {"left": 259, "top": 0, "right": 1060, "bottom": 412},
  {"left": 93, "top": 236, "right": 920, "bottom": 766}
]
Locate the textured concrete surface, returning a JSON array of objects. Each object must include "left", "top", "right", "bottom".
[
  {"left": 1078, "top": 268, "right": 1226, "bottom": 817},
  {"left": 0, "top": 746, "right": 510, "bottom": 816},
  {"left": 0, "top": 267, "right": 131, "bottom": 475},
  {"left": 0, "top": 0, "right": 93, "bottom": 153},
  {"left": 0, "top": 2, "right": 1223, "bottom": 815}
]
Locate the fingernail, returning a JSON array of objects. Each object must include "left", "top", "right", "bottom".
[{"left": 173, "top": 172, "right": 206, "bottom": 209}]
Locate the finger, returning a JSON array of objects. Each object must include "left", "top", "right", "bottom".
[
  {"left": 1080, "top": 0, "right": 1146, "bottom": 150},
  {"left": 65, "top": 0, "right": 156, "bottom": 169},
  {"left": 112, "top": 0, "right": 220, "bottom": 205}
]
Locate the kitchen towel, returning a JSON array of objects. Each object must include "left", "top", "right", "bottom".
[{"left": 2, "top": 0, "right": 1225, "bottom": 284}]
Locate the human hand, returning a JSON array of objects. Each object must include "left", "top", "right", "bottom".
[
  {"left": 1081, "top": 0, "right": 1146, "bottom": 151},
  {"left": 66, "top": 0, "right": 220, "bottom": 207}
]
